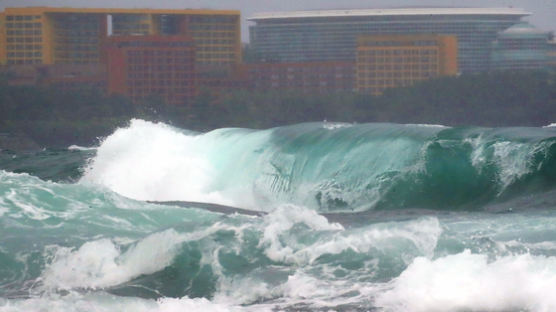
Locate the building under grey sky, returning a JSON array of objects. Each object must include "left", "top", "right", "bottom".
[
  {"left": 248, "top": 8, "right": 531, "bottom": 73},
  {"left": 1, "top": 0, "right": 555, "bottom": 42}
]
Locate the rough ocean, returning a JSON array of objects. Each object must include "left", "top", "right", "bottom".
[{"left": 2, "top": 119, "right": 556, "bottom": 311}]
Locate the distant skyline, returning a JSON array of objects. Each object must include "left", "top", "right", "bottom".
[{"left": 2, "top": 0, "right": 555, "bottom": 42}]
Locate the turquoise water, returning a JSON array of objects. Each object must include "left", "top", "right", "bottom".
[{"left": 2, "top": 120, "right": 556, "bottom": 311}]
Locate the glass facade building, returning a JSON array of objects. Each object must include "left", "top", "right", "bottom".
[
  {"left": 248, "top": 8, "right": 529, "bottom": 73},
  {"left": 490, "top": 22, "right": 550, "bottom": 71}
]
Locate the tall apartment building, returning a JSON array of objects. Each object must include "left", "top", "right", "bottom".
[
  {"left": 490, "top": 22, "right": 551, "bottom": 71},
  {"left": 356, "top": 35, "right": 458, "bottom": 95},
  {"left": 248, "top": 8, "right": 529, "bottom": 73},
  {"left": 104, "top": 35, "right": 196, "bottom": 105},
  {"left": 0, "top": 7, "right": 241, "bottom": 67}
]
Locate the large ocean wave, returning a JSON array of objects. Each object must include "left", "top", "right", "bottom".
[
  {"left": 81, "top": 119, "right": 556, "bottom": 212},
  {"left": 3, "top": 120, "right": 556, "bottom": 311}
]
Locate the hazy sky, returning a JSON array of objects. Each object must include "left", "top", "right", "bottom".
[{"left": 2, "top": 0, "right": 555, "bottom": 41}]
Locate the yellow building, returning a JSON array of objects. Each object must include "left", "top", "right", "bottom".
[
  {"left": 0, "top": 7, "right": 241, "bottom": 67},
  {"left": 356, "top": 34, "right": 458, "bottom": 95}
]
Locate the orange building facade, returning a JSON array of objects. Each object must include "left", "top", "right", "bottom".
[
  {"left": 356, "top": 35, "right": 458, "bottom": 95},
  {"left": 0, "top": 7, "right": 241, "bottom": 67},
  {"left": 104, "top": 35, "right": 196, "bottom": 105}
]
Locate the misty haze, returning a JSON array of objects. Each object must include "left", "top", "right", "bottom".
[{"left": 1, "top": 1, "right": 556, "bottom": 311}]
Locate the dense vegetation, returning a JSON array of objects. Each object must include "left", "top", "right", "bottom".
[
  {"left": 0, "top": 70, "right": 555, "bottom": 149},
  {"left": 201, "top": 70, "right": 556, "bottom": 128}
]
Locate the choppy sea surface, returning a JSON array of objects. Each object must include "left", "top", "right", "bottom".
[{"left": 2, "top": 119, "right": 556, "bottom": 311}]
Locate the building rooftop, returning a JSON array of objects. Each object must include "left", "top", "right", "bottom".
[
  {"left": 2, "top": 7, "right": 240, "bottom": 15},
  {"left": 499, "top": 22, "right": 549, "bottom": 36},
  {"left": 248, "top": 7, "right": 530, "bottom": 21}
]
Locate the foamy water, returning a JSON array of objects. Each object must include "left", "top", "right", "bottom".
[
  {"left": 4, "top": 120, "right": 556, "bottom": 311},
  {"left": 377, "top": 251, "right": 556, "bottom": 312}
]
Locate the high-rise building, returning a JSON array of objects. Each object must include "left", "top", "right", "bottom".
[
  {"left": 248, "top": 8, "right": 529, "bottom": 73},
  {"left": 490, "top": 22, "right": 551, "bottom": 71},
  {"left": 0, "top": 7, "right": 241, "bottom": 67},
  {"left": 356, "top": 35, "right": 458, "bottom": 95},
  {"left": 104, "top": 35, "right": 196, "bottom": 105}
]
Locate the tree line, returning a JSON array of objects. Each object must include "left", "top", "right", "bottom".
[{"left": 0, "top": 69, "right": 555, "bottom": 148}]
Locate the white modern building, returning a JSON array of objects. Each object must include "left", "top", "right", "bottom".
[{"left": 248, "top": 8, "right": 530, "bottom": 73}]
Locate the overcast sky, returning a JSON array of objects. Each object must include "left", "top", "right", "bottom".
[{"left": 2, "top": 0, "right": 554, "bottom": 42}]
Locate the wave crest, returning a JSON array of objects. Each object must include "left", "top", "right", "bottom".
[{"left": 81, "top": 120, "right": 556, "bottom": 212}]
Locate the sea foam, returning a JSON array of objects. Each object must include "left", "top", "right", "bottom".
[
  {"left": 81, "top": 120, "right": 233, "bottom": 206},
  {"left": 376, "top": 250, "right": 556, "bottom": 312},
  {"left": 79, "top": 119, "right": 556, "bottom": 212},
  {"left": 42, "top": 229, "right": 185, "bottom": 290},
  {"left": 0, "top": 292, "right": 253, "bottom": 312}
]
